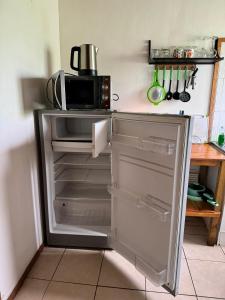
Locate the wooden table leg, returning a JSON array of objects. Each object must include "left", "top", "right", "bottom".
[
  {"left": 207, "top": 161, "right": 225, "bottom": 245},
  {"left": 199, "top": 166, "right": 208, "bottom": 186}
]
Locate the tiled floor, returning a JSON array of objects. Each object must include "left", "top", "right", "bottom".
[{"left": 15, "top": 218, "right": 225, "bottom": 299}]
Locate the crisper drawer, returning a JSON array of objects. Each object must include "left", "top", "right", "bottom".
[{"left": 54, "top": 199, "right": 111, "bottom": 226}]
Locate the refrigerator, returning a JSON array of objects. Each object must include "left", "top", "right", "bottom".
[{"left": 37, "top": 110, "right": 192, "bottom": 295}]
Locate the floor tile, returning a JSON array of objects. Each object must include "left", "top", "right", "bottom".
[
  {"left": 98, "top": 250, "right": 145, "bottom": 290},
  {"left": 183, "top": 235, "right": 225, "bottom": 261},
  {"left": 43, "top": 281, "right": 95, "bottom": 300},
  {"left": 95, "top": 287, "right": 145, "bottom": 300},
  {"left": 178, "top": 259, "right": 196, "bottom": 295},
  {"left": 188, "top": 259, "right": 225, "bottom": 298},
  {"left": 14, "top": 278, "right": 49, "bottom": 300},
  {"left": 146, "top": 259, "right": 195, "bottom": 295},
  {"left": 197, "top": 298, "right": 225, "bottom": 300},
  {"left": 53, "top": 249, "right": 103, "bottom": 285},
  {"left": 146, "top": 293, "right": 197, "bottom": 299},
  {"left": 28, "top": 247, "right": 64, "bottom": 280},
  {"left": 198, "top": 297, "right": 225, "bottom": 300}
]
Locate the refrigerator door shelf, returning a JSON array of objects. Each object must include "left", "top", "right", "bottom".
[
  {"left": 111, "top": 134, "right": 175, "bottom": 156},
  {"left": 110, "top": 186, "right": 171, "bottom": 222}
]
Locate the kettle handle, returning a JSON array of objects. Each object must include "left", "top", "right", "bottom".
[{"left": 70, "top": 46, "right": 80, "bottom": 71}]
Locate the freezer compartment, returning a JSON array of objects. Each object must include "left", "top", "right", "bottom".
[
  {"left": 52, "top": 117, "right": 110, "bottom": 158},
  {"left": 54, "top": 198, "right": 111, "bottom": 226},
  {"left": 52, "top": 116, "right": 110, "bottom": 141}
]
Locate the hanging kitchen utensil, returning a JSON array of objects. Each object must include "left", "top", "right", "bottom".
[
  {"left": 186, "top": 67, "right": 198, "bottom": 89},
  {"left": 179, "top": 66, "right": 191, "bottom": 102},
  {"left": 166, "top": 66, "right": 173, "bottom": 100},
  {"left": 186, "top": 69, "right": 192, "bottom": 89},
  {"left": 162, "top": 66, "right": 166, "bottom": 88},
  {"left": 162, "top": 66, "right": 166, "bottom": 100},
  {"left": 147, "top": 67, "right": 166, "bottom": 105},
  {"left": 173, "top": 66, "right": 180, "bottom": 100},
  {"left": 190, "top": 67, "right": 198, "bottom": 90}
]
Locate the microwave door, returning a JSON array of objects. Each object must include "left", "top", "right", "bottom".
[
  {"left": 52, "top": 70, "right": 66, "bottom": 110},
  {"left": 65, "top": 77, "right": 96, "bottom": 109},
  {"left": 110, "top": 112, "right": 192, "bottom": 295}
]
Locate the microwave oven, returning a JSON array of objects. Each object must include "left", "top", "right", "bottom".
[{"left": 51, "top": 70, "right": 110, "bottom": 110}]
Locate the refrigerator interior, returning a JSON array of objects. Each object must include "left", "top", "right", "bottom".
[{"left": 42, "top": 114, "right": 112, "bottom": 237}]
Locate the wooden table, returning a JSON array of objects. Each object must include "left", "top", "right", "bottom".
[{"left": 186, "top": 144, "right": 225, "bottom": 245}]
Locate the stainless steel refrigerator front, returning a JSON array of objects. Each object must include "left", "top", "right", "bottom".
[{"left": 37, "top": 110, "right": 192, "bottom": 295}]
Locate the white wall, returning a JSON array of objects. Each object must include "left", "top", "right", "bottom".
[
  {"left": 58, "top": 0, "right": 225, "bottom": 115},
  {"left": 0, "top": 1, "right": 60, "bottom": 299}
]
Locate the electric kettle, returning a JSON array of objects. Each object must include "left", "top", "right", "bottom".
[{"left": 70, "top": 44, "right": 98, "bottom": 76}]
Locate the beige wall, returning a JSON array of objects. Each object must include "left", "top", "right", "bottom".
[
  {"left": 59, "top": 0, "right": 225, "bottom": 115},
  {"left": 0, "top": 1, "right": 60, "bottom": 299}
]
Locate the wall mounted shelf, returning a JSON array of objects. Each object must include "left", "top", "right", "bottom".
[{"left": 148, "top": 40, "right": 224, "bottom": 65}]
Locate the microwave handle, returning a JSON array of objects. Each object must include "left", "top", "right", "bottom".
[{"left": 70, "top": 46, "right": 80, "bottom": 71}]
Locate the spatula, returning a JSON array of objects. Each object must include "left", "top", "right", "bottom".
[
  {"left": 179, "top": 66, "right": 191, "bottom": 102},
  {"left": 166, "top": 66, "right": 173, "bottom": 100},
  {"left": 173, "top": 67, "right": 180, "bottom": 100}
]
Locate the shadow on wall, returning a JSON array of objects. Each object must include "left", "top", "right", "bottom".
[
  {"left": 20, "top": 77, "right": 46, "bottom": 113},
  {"left": 0, "top": 47, "right": 54, "bottom": 299},
  {"left": 19, "top": 48, "right": 55, "bottom": 113}
]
